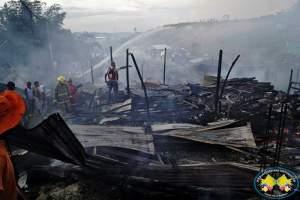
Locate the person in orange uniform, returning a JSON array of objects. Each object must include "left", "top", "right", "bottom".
[
  {"left": 0, "top": 90, "right": 26, "bottom": 200},
  {"left": 67, "top": 78, "right": 78, "bottom": 115},
  {"left": 104, "top": 62, "right": 132, "bottom": 102}
]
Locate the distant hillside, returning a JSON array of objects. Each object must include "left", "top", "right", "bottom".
[
  {"left": 129, "top": 16, "right": 299, "bottom": 65},
  {"left": 94, "top": 5, "right": 299, "bottom": 90}
]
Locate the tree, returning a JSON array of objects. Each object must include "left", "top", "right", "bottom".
[{"left": 0, "top": 0, "right": 95, "bottom": 70}]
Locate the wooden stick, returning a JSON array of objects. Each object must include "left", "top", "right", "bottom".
[
  {"left": 225, "top": 146, "right": 261, "bottom": 159},
  {"left": 182, "top": 100, "right": 199, "bottom": 108}
]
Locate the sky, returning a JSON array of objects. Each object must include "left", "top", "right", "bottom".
[{"left": 0, "top": 0, "right": 298, "bottom": 32}]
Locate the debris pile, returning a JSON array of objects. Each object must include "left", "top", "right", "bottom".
[{"left": 6, "top": 75, "right": 300, "bottom": 199}]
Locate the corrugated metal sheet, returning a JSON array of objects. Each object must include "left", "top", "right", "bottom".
[
  {"left": 5, "top": 113, "right": 125, "bottom": 168},
  {"left": 4, "top": 114, "right": 260, "bottom": 188}
]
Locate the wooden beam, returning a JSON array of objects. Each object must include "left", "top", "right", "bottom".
[{"left": 225, "top": 146, "right": 261, "bottom": 159}]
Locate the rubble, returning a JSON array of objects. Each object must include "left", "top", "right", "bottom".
[{"left": 5, "top": 74, "right": 300, "bottom": 199}]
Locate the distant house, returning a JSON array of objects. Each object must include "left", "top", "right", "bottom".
[
  {"left": 189, "top": 57, "right": 229, "bottom": 67},
  {"left": 150, "top": 45, "right": 172, "bottom": 50},
  {"left": 276, "top": 24, "right": 288, "bottom": 30},
  {"left": 223, "top": 14, "right": 229, "bottom": 21},
  {"left": 95, "top": 36, "right": 107, "bottom": 42},
  {"left": 148, "top": 45, "right": 172, "bottom": 59},
  {"left": 287, "top": 40, "right": 300, "bottom": 55}
]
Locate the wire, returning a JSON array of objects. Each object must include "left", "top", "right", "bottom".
[{"left": 19, "top": 0, "right": 42, "bottom": 20}]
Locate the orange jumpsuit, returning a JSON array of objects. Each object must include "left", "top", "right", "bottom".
[
  {"left": 0, "top": 140, "right": 17, "bottom": 200},
  {"left": 67, "top": 84, "right": 78, "bottom": 111}
]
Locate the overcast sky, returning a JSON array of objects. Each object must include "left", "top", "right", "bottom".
[{"left": 0, "top": 0, "right": 298, "bottom": 32}]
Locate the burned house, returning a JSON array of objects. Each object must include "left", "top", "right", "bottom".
[{"left": 148, "top": 45, "right": 172, "bottom": 60}]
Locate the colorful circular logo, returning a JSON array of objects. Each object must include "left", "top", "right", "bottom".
[{"left": 254, "top": 167, "right": 299, "bottom": 199}]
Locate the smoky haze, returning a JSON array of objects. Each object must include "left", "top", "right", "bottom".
[
  {"left": 0, "top": 0, "right": 299, "bottom": 95},
  {"left": 23, "top": 0, "right": 298, "bottom": 32}
]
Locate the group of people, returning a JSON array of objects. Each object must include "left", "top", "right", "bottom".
[
  {"left": 6, "top": 76, "right": 79, "bottom": 122},
  {"left": 23, "top": 77, "right": 79, "bottom": 120},
  {"left": 24, "top": 81, "right": 47, "bottom": 119},
  {"left": 0, "top": 63, "right": 131, "bottom": 199},
  {"left": 0, "top": 77, "right": 78, "bottom": 199}
]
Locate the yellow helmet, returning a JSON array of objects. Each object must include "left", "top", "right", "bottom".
[{"left": 57, "top": 76, "right": 66, "bottom": 83}]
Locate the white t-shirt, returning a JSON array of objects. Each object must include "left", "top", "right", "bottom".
[{"left": 26, "top": 87, "right": 34, "bottom": 100}]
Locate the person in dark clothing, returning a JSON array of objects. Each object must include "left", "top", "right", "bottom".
[{"left": 6, "top": 82, "right": 15, "bottom": 91}]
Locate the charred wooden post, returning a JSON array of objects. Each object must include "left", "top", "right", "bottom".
[
  {"left": 142, "top": 64, "right": 143, "bottom": 80},
  {"left": 110, "top": 46, "right": 113, "bottom": 63},
  {"left": 275, "top": 104, "right": 288, "bottom": 167},
  {"left": 91, "top": 66, "right": 94, "bottom": 84},
  {"left": 260, "top": 104, "right": 273, "bottom": 172},
  {"left": 219, "top": 55, "right": 240, "bottom": 103},
  {"left": 88, "top": 89, "right": 98, "bottom": 108},
  {"left": 46, "top": 20, "right": 54, "bottom": 71},
  {"left": 163, "top": 48, "right": 167, "bottom": 85},
  {"left": 130, "top": 53, "right": 151, "bottom": 128},
  {"left": 81, "top": 62, "right": 85, "bottom": 84},
  {"left": 273, "top": 103, "right": 284, "bottom": 167},
  {"left": 215, "top": 50, "right": 222, "bottom": 116},
  {"left": 126, "top": 49, "right": 130, "bottom": 97},
  {"left": 287, "top": 69, "right": 293, "bottom": 95}
]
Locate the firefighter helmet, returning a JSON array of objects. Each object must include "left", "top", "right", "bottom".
[{"left": 57, "top": 76, "right": 66, "bottom": 83}]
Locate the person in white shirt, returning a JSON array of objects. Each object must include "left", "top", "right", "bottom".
[{"left": 23, "top": 82, "right": 34, "bottom": 116}]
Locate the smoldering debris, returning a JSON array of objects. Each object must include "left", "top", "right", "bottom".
[{"left": 7, "top": 73, "right": 300, "bottom": 199}]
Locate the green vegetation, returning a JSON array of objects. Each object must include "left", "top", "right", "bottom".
[{"left": 0, "top": 0, "right": 100, "bottom": 69}]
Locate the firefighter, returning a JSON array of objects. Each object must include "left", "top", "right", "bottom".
[
  {"left": 53, "top": 76, "right": 72, "bottom": 118},
  {"left": 67, "top": 78, "right": 78, "bottom": 115}
]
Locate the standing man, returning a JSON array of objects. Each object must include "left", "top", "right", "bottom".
[
  {"left": 24, "top": 82, "right": 34, "bottom": 116},
  {"left": 0, "top": 90, "right": 26, "bottom": 200},
  {"left": 104, "top": 62, "right": 132, "bottom": 102},
  {"left": 67, "top": 78, "right": 78, "bottom": 115},
  {"left": 53, "top": 76, "right": 72, "bottom": 118},
  {"left": 33, "top": 81, "right": 42, "bottom": 116},
  {"left": 39, "top": 85, "right": 47, "bottom": 119}
]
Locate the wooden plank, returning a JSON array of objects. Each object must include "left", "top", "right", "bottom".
[
  {"left": 155, "top": 124, "right": 256, "bottom": 148},
  {"left": 76, "top": 134, "right": 155, "bottom": 154},
  {"left": 98, "top": 148, "right": 160, "bottom": 163},
  {"left": 94, "top": 154, "right": 127, "bottom": 165},
  {"left": 151, "top": 123, "right": 204, "bottom": 132},
  {"left": 101, "top": 98, "right": 132, "bottom": 113},
  {"left": 69, "top": 125, "right": 145, "bottom": 135}
]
